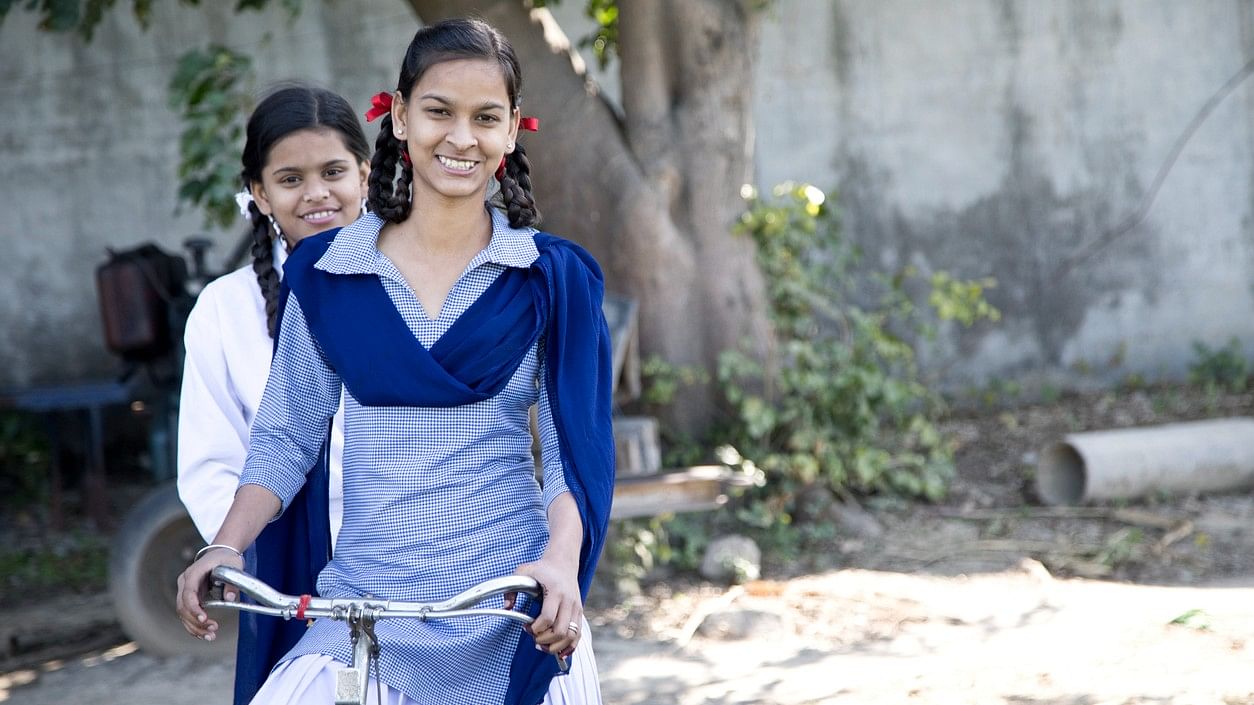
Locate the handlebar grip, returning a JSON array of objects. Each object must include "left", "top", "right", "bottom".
[
  {"left": 211, "top": 565, "right": 247, "bottom": 583},
  {"left": 210, "top": 565, "right": 293, "bottom": 608}
]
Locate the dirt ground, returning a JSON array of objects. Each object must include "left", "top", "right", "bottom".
[{"left": 3, "top": 385, "right": 1254, "bottom": 704}]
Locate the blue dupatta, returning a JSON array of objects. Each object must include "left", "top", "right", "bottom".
[
  {"left": 231, "top": 441, "right": 331, "bottom": 705},
  {"left": 234, "top": 226, "right": 614, "bottom": 705}
]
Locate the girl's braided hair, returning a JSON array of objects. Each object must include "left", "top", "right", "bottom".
[{"left": 368, "top": 18, "right": 539, "bottom": 228}]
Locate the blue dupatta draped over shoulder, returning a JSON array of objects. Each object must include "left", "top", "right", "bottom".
[{"left": 234, "top": 225, "right": 615, "bottom": 705}]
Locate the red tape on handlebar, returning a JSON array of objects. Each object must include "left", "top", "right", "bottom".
[{"left": 295, "top": 594, "right": 312, "bottom": 620}]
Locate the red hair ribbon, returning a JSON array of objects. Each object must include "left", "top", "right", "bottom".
[
  {"left": 366, "top": 91, "right": 412, "bottom": 167},
  {"left": 364, "top": 92, "right": 393, "bottom": 122},
  {"left": 497, "top": 116, "right": 540, "bottom": 180}
]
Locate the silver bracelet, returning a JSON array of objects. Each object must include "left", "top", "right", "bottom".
[{"left": 195, "top": 543, "right": 243, "bottom": 562}]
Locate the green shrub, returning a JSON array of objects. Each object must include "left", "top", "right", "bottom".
[
  {"left": 0, "top": 411, "right": 50, "bottom": 513},
  {"left": 717, "top": 182, "right": 998, "bottom": 526},
  {"left": 1188, "top": 338, "right": 1249, "bottom": 393},
  {"left": 606, "top": 183, "right": 1000, "bottom": 582},
  {"left": 0, "top": 533, "right": 110, "bottom": 602}
]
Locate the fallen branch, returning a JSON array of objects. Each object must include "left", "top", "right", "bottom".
[
  {"left": 672, "top": 585, "right": 746, "bottom": 649},
  {"left": 881, "top": 538, "right": 1110, "bottom": 568},
  {"left": 929, "top": 506, "right": 1187, "bottom": 529},
  {"left": 1153, "top": 520, "right": 1196, "bottom": 554}
]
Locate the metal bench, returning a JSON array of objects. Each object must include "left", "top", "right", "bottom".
[{"left": 0, "top": 380, "right": 131, "bottom": 529}]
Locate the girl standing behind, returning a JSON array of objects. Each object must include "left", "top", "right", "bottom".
[{"left": 176, "top": 83, "right": 368, "bottom": 704}]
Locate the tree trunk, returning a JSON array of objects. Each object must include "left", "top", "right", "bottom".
[{"left": 405, "top": 0, "right": 771, "bottom": 434}]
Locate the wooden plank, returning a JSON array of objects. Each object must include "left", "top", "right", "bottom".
[
  {"left": 602, "top": 294, "right": 640, "bottom": 402},
  {"left": 610, "top": 466, "right": 755, "bottom": 520},
  {"left": 613, "top": 415, "right": 661, "bottom": 476}
]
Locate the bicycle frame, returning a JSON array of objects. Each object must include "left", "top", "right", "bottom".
[{"left": 205, "top": 566, "right": 568, "bottom": 705}]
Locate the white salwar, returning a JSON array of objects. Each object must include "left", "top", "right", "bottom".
[{"left": 249, "top": 616, "right": 602, "bottom": 705}]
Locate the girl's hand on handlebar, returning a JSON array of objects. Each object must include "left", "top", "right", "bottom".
[
  {"left": 508, "top": 555, "right": 582, "bottom": 659},
  {"left": 175, "top": 547, "right": 245, "bottom": 642}
]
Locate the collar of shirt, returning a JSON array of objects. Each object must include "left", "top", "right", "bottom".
[{"left": 313, "top": 207, "right": 539, "bottom": 276}]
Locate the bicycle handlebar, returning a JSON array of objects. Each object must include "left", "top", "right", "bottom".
[
  {"left": 203, "top": 566, "right": 569, "bottom": 672},
  {"left": 201, "top": 564, "right": 574, "bottom": 692},
  {"left": 206, "top": 566, "right": 543, "bottom": 625}
]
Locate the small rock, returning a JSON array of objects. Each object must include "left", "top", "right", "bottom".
[
  {"left": 1016, "top": 557, "right": 1053, "bottom": 581},
  {"left": 700, "top": 534, "right": 762, "bottom": 583},
  {"left": 828, "top": 499, "right": 885, "bottom": 538},
  {"left": 696, "top": 608, "right": 786, "bottom": 640},
  {"left": 614, "top": 576, "right": 642, "bottom": 598}
]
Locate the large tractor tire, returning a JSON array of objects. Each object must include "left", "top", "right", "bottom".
[{"left": 108, "top": 482, "right": 237, "bottom": 657}]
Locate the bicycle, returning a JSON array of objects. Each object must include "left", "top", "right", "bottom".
[{"left": 205, "top": 565, "right": 570, "bottom": 705}]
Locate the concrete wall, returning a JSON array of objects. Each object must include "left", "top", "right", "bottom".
[
  {"left": 2, "top": 1, "right": 1253, "bottom": 391},
  {"left": 753, "top": 0, "right": 1254, "bottom": 388}
]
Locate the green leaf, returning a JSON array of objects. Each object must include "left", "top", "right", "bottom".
[
  {"left": 40, "top": 0, "right": 81, "bottom": 34},
  {"left": 168, "top": 46, "right": 254, "bottom": 229},
  {"left": 578, "top": 0, "right": 619, "bottom": 70},
  {"left": 1168, "top": 608, "right": 1210, "bottom": 631},
  {"left": 131, "top": 0, "right": 150, "bottom": 25}
]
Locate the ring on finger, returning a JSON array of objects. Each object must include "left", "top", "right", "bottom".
[{"left": 567, "top": 620, "right": 580, "bottom": 634}]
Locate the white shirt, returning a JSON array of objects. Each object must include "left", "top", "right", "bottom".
[{"left": 177, "top": 237, "right": 345, "bottom": 545}]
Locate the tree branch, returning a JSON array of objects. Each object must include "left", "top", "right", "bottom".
[{"left": 618, "top": 0, "right": 680, "bottom": 208}]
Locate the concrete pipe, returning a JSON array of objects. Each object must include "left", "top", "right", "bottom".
[{"left": 1036, "top": 417, "right": 1254, "bottom": 505}]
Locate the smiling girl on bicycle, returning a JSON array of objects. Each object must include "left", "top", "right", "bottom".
[{"left": 176, "top": 17, "right": 614, "bottom": 705}]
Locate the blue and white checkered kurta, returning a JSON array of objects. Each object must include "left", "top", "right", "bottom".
[{"left": 239, "top": 209, "right": 569, "bottom": 705}]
